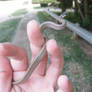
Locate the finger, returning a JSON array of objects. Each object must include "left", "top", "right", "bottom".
[
  {"left": 27, "top": 20, "right": 48, "bottom": 76},
  {"left": 57, "top": 75, "right": 73, "bottom": 92},
  {"left": 0, "top": 56, "right": 12, "bottom": 92},
  {"left": 0, "top": 43, "right": 28, "bottom": 71},
  {"left": 46, "top": 39, "right": 64, "bottom": 87}
]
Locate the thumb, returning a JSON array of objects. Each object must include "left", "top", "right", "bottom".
[{"left": 0, "top": 56, "right": 12, "bottom": 92}]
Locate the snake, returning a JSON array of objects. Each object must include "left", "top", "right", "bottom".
[{"left": 12, "top": 17, "right": 66, "bottom": 85}]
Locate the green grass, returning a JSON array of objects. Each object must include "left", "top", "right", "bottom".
[
  {"left": 12, "top": 9, "right": 27, "bottom": 16},
  {"left": 0, "top": 0, "right": 10, "bottom": 1},
  {"left": 32, "top": 0, "right": 58, "bottom": 4},
  {"left": 34, "top": 6, "right": 41, "bottom": 9},
  {"left": 0, "top": 18, "right": 21, "bottom": 42},
  {"left": 37, "top": 12, "right": 92, "bottom": 92},
  {"left": 23, "top": 1, "right": 28, "bottom": 5}
]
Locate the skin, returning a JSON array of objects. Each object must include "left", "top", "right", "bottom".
[{"left": 0, "top": 20, "right": 73, "bottom": 92}]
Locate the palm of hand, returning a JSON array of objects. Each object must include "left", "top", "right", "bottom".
[{"left": 19, "top": 76, "right": 54, "bottom": 92}]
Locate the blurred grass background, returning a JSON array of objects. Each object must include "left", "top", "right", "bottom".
[{"left": 0, "top": 18, "right": 21, "bottom": 42}]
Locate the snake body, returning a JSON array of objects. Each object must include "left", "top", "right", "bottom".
[{"left": 13, "top": 19, "right": 66, "bottom": 85}]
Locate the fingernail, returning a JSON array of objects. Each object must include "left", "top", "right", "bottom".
[{"left": 58, "top": 75, "right": 69, "bottom": 86}]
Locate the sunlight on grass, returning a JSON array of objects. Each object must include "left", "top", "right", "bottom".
[
  {"left": 12, "top": 9, "right": 27, "bottom": 16},
  {"left": 0, "top": 18, "right": 21, "bottom": 42}
]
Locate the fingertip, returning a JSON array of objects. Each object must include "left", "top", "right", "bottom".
[
  {"left": 27, "top": 20, "right": 40, "bottom": 35},
  {"left": 27, "top": 20, "right": 39, "bottom": 30},
  {"left": 27, "top": 20, "right": 40, "bottom": 36},
  {"left": 58, "top": 75, "right": 73, "bottom": 92},
  {"left": 0, "top": 43, "right": 18, "bottom": 57},
  {"left": 0, "top": 43, "right": 9, "bottom": 56},
  {"left": 0, "top": 43, "right": 14, "bottom": 56},
  {"left": 47, "top": 39, "right": 57, "bottom": 50},
  {"left": 58, "top": 75, "right": 69, "bottom": 87},
  {"left": 46, "top": 39, "right": 61, "bottom": 56}
]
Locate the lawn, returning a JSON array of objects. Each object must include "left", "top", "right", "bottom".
[
  {"left": 37, "top": 12, "right": 92, "bottom": 92},
  {"left": 12, "top": 9, "right": 27, "bottom": 16},
  {"left": 0, "top": 18, "right": 21, "bottom": 42}
]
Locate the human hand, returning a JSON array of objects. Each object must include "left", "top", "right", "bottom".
[{"left": 0, "top": 20, "right": 73, "bottom": 92}]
